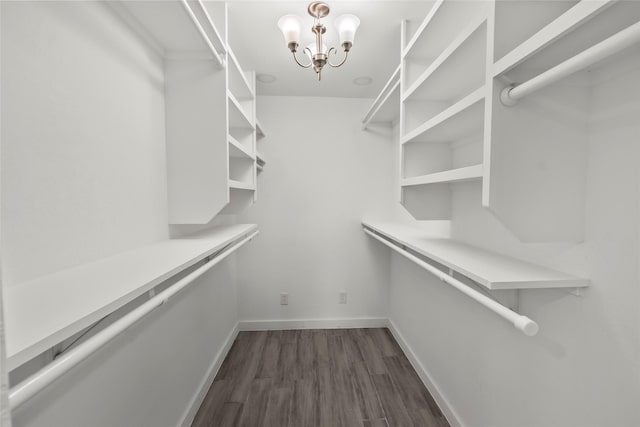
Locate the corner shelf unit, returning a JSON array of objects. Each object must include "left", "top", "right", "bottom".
[
  {"left": 118, "top": 0, "right": 260, "bottom": 224},
  {"left": 399, "top": 1, "right": 490, "bottom": 221},
  {"left": 363, "top": 221, "right": 589, "bottom": 291},
  {"left": 4, "top": 224, "right": 259, "bottom": 371},
  {"left": 396, "top": 0, "right": 640, "bottom": 242}
]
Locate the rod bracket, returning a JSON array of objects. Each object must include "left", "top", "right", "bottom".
[
  {"left": 500, "top": 84, "right": 518, "bottom": 107},
  {"left": 570, "top": 287, "right": 585, "bottom": 297}
]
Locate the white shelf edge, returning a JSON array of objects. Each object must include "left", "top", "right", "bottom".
[
  {"left": 493, "top": 0, "right": 615, "bottom": 76},
  {"left": 363, "top": 81, "right": 400, "bottom": 129},
  {"left": 362, "top": 64, "right": 401, "bottom": 127},
  {"left": 403, "top": 14, "right": 487, "bottom": 102},
  {"left": 362, "top": 221, "right": 590, "bottom": 291},
  {"left": 403, "top": 0, "right": 445, "bottom": 59},
  {"left": 228, "top": 180, "right": 256, "bottom": 191},
  {"left": 402, "top": 164, "right": 483, "bottom": 187},
  {"left": 402, "top": 85, "right": 486, "bottom": 145},
  {"left": 256, "top": 120, "right": 266, "bottom": 139},
  {"left": 228, "top": 135, "right": 254, "bottom": 160},
  {"left": 227, "top": 46, "right": 255, "bottom": 99},
  {"left": 256, "top": 152, "right": 266, "bottom": 167},
  {"left": 4, "top": 224, "right": 259, "bottom": 371},
  {"left": 227, "top": 91, "right": 255, "bottom": 130},
  {"left": 190, "top": 0, "right": 226, "bottom": 55}
]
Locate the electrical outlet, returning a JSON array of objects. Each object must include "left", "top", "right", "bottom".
[
  {"left": 280, "top": 292, "right": 289, "bottom": 305},
  {"left": 339, "top": 291, "right": 347, "bottom": 304}
]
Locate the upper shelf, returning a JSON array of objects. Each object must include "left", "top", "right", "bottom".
[
  {"left": 115, "top": 0, "right": 226, "bottom": 62},
  {"left": 3, "top": 224, "right": 258, "bottom": 371},
  {"left": 362, "top": 65, "right": 401, "bottom": 129},
  {"left": 227, "top": 46, "right": 254, "bottom": 101},
  {"left": 402, "top": 86, "right": 485, "bottom": 145},
  {"left": 362, "top": 221, "right": 589, "bottom": 291},
  {"left": 493, "top": 0, "right": 639, "bottom": 81},
  {"left": 228, "top": 92, "right": 254, "bottom": 129},
  {"left": 402, "top": 164, "right": 483, "bottom": 187}
]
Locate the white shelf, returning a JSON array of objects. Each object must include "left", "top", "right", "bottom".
[
  {"left": 403, "top": 1, "right": 489, "bottom": 88},
  {"left": 402, "top": 164, "right": 483, "bottom": 187},
  {"left": 228, "top": 92, "right": 254, "bottom": 130},
  {"left": 4, "top": 224, "right": 258, "bottom": 371},
  {"left": 404, "top": 14, "right": 487, "bottom": 102},
  {"left": 493, "top": 0, "right": 613, "bottom": 76},
  {"left": 362, "top": 221, "right": 589, "bottom": 291},
  {"left": 256, "top": 120, "right": 266, "bottom": 139},
  {"left": 228, "top": 136, "right": 254, "bottom": 160},
  {"left": 116, "top": 0, "right": 225, "bottom": 60},
  {"left": 402, "top": 86, "right": 485, "bottom": 144},
  {"left": 362, "top": 65, "right": 401, "bottom": 128},
  {"left": 494, "top": 0, "right": 640, "bottom": 83},
  {"left": 227, "top": 46, "right": 254, "bottom": 101},
  {"left": 228, "top": 180, "right": 255, "bottom": 191}
]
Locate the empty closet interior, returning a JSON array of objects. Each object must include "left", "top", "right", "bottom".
[{"left": 1, "top": 1, "right": 639, "bottom": 426}]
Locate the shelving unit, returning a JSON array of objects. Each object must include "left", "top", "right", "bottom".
[
  {"left": 4, "top": 224, "right": 259, "bottom": 371},
  {"left": 225, "top": 44, "right": 257, "bottom": 212},
  {"left": 399, "top": 1, "right": 490, "bottom": 221},
  {"left": 119, "top": 0, "right": 260, "bottom": 224},
  {"left": 362, "top": 221, "right": 589, "bottom": 290},
  {"left": 396, "top": 0, "right": 639, "bottom": 242}
]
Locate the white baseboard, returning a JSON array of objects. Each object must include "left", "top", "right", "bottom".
[
  {"left": 238, "top": 317, "right": 389, "bottom": 331},
  {"left": 179, "top": 322, "right": 240, "bottom": 427},
  {"left": 387, "top": 319, "right": 463, "bottom": 427}
]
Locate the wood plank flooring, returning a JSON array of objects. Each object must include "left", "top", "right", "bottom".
[{"left": 192, "top": 328, "right": 450, "bottom": 427}]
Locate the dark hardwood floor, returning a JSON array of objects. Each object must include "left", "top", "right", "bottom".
[{"left": 192, "top": 328, "right": 450, "bottom": 427}]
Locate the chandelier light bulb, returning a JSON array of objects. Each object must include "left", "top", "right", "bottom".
[
  {"left": 334, "top": 14, "right": 360, "bottom": 49},
  {"left": 277, "top": 14, "right": 303, "bottom": 48}
]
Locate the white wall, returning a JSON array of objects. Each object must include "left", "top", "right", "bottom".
[
  {"left": 236, "top": 96, "right": 394, "bottom": 325},
  {"left": 1, "top": 3, "right": 240, "bottom": 426},
  {"left": 10, "top": 261, "right": 238, "bottom": 427},
  {"left": 1, "top": 1, "right": 168, "bottom": 285},
  {"left": 388, "top": 52, "right": 640, "bottom": 426}
]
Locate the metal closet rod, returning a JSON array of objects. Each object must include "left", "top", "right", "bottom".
[
  {"left": 9, "top": 230, "right": 259, "bottom": 410},
  {"left": 363, "top": 228, "right": 539, "bottom": 337},
  {"left": 180, "top": 0, "right": 225, "bottom": 69},
  {"left": 501, "top": 20, "right": 640, "bottom": 106}
]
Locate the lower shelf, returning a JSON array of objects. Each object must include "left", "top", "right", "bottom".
[
  {"left": 3, "top": 224, "right": 258, "bottom": 371},
  {"left": 402, "top": 164, "right": 483, "bottom": 186},
  {"left": 362, "top": 220, "right": 589, "bottom": 291}
]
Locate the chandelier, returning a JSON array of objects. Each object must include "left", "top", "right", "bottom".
[{"left": 277, "top": 2, "right": 360, "bottom": 81}]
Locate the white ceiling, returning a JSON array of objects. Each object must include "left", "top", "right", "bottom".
[{"left": 226, "top": 1, "right": 434, "bottom": 98}]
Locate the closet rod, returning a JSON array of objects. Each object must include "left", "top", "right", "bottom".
[
  {"left": 500, "top": 20, "right": 640, "bottom": 106},
  {"left": 9, "top": 230, "right": 259, "bottom": 410},
  {"left": 180, "top": 0, "right": 225, "bottom": 69},
  {"left": 363, "top": 228, "right": 539, "bottom": 337}
]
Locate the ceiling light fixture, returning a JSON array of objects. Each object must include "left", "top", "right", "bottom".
[{"left": 278, "top": 2, "right": 360, "bottom": 81}]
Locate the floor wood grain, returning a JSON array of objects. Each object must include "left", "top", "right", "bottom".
[{"left": 192, "top": 328, "right": 450, "bottom": 427}]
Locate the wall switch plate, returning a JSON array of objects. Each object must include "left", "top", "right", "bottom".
[
  {"left": 280, "top": 292, "right": 289, "bottom": 305},
  {"left": 339, "top": 291, "right": 347, "bottom": 304}
]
